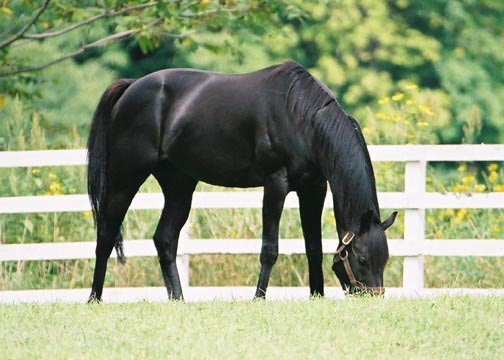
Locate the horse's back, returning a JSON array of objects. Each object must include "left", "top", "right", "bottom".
[
  {"left": 106, "top": 63, "right": 306, "bottom": 187},
  {"left": 158, "top": 68, "right": 287, "bottom": 186}
]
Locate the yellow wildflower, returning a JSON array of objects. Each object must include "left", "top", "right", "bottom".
[
  {"left": 488, "top": 171, "right": 499, "bottom": 183},
  {"left": 493, "top": 184, "right": 504, "bottom": 192},
  {"left": 405, "top": 83, "right": 419, "bottom": 91},
  {"left": 362, "top": 127, "right": 372, "bottom": 136},
  {"left": 375, "top": 112, "right": 390, "bottom": 120},
  {"left": 462, "top": 174, "right": 475, "bottom": 185},
  {"left": 419, "top": 104, "right": 434, "bottom": 115},
  {"left": 490, "top": 226, "right": 500, "bottom": 235},
  {"left": 474, "top": 184, "right": 486, "bottom": 192},
  {"left": 487, "top": 163, "right": 499, "bottom": 172},
  {"left": 48, "top": 182, "right": 62, "bottom": 195},
  {"left": 392, "top": 113, "right": 402, "bottom": 122},
  {"left": 417, "top": 121, "right": 429, "bottom": 127},
  {"left": 391, "top": 92, "right": 404, "bottom": 101},
  {"left": 444, "top": 209, "right": 455, "bottom": 217},
  {"left": 438, "top": 209, "right": 455, "bottom": 221},
  {"left": 457, "top": 164, "right": 467, "bottom": 173},
  {"left": 378, "top": 97, "right": 389, "bottom": 104},
  {"left": 452, "top": 184, "right": 468, "bottom": 192},
  {"left": 455, "top": 209, "right": 467, "bottom": 222}
]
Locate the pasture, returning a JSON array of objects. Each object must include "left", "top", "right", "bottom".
[{"left": 1, "top": 296, "right": 503, "bottom": 359}]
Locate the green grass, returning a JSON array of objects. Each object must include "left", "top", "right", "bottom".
[{"left": 1, "top": 297, "right": 503, "bottom": 359}]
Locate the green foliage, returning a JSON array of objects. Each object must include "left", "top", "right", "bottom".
[
  {"left": 0, "top": 0, "right": 296, "bottom": 146},
  {"left": 0, "top": 41, "right": 114, "bottom": 149},
  {"left": 262, "top": 0, "right": 442, "bottom": 123},
  {"left": 397, "top": 0, "right": 504, "bottom": 143},
  {"left": 0, "top": 0, "right": 294, "bottom": 77}
]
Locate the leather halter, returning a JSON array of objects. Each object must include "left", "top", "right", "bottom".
[{"left": 333, "top": 232, "right": 385, "bottom": 295}]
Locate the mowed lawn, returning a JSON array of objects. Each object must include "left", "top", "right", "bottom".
[{"left": 1, "top": 296, "right": 503, "bottom": 359}]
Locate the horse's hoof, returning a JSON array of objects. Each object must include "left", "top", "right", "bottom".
[
  {"left": 87, "top": 294, "right": 102, "bottom": 304},
  {"left": 253, "top": 294, "right": 266, "bottom": 301}
]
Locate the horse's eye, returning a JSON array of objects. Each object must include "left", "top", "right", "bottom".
[{"left": 357, "top": 256, "right": 368, "bottom": 266}]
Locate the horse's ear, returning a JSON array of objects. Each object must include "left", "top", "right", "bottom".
[
  {"left": 360, "top": 209, "right": 374, "bottom": 233},
  {"left": 381, "top": 211, "right": 398, "bottom": 231}
]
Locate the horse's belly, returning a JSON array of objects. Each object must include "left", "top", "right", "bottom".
[
  {"left": 198, "top": 167, "right": 264, "bottom": 188},
  {"left": 162, "top": 122, "right": 283, "bottom": 187},
  {"left": 166, "top": 157, "right": 265, "bottom": 188}
]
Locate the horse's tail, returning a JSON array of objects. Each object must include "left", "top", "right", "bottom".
[{"left": 87, "top": 79, "right": 135, "bottom": 262}]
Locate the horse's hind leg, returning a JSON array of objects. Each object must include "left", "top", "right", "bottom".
[
  {"left": 89, "top": 169, "right": 151, "bottom": 303},
  {"left": 153, "top": 168, "right": 197, "bottom": 300},
  {"left": 88, "top": 193, "right": 129, "bottom": 302}
]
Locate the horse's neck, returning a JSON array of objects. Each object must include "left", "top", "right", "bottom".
[
  {"left": 330, "top": 186, "right": 377, "bottom": 238},
  {"left": 322, "top": 134, "right": 378, "bottom": 235}
]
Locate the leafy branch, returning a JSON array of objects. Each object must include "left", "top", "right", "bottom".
[
  {"left": 0, "top": 0, "right": 50, "bottom": 49},
  {"left": 0, "top": 18, "right": 164, "bottom": 77},
  {"left": 22, "top": 2, "right": 158, "bottom": 40},
  {"left": 0, "top": 0, "right": 290, "bottom": 78}
]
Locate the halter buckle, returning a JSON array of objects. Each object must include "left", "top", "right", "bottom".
[{"left": 341, "top": 232, "right": 355, "bottom": 246}]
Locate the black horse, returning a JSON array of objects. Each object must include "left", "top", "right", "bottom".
[{"left": 87, "top": 61, "right": 396, "bottom": 302}]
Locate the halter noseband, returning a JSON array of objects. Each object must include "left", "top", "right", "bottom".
[{"left": 332, "top": 232, "right": 385, "bottom": 295}]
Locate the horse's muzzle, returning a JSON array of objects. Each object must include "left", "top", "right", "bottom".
[{"left": 347, "top": 286, "right": 385, "bottom": 297}]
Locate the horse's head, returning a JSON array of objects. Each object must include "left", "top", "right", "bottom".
[{"left": 332, "top": 211, "right": 397, "bottom": 295}]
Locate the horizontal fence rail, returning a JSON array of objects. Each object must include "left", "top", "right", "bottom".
[
  {"left": 2, "top": 239, "right": 504, "bottom": 262},
  {"left": 2, "top": 145, "right": 504, "bottom": 167},
  {"left": 1, "top": 144, "right": 504, "bottom": 302},
  {"left": 1, "top": 191, "right": 504, "bottom": 214}
]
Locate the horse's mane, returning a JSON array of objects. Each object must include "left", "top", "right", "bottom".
[{"left": 279, "top": 61, "right": 381, "bottom": 233}]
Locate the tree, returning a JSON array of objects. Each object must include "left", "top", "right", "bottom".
[
  {"left": 260, "top": 0, "right": 448, "bottom": 136},
  {"left": 254, "top": 0, "right": 503, "bottom": 144},
  {"left": 0, "top": 0, "right": 296, "bottom": 148},
  {"left": 399, "top": 0, "right": 504, "bottom": 143},
  {"left": 0, "top": 0, "right": 294, "bottom": 80}
]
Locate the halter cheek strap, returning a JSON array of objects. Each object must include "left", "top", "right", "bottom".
[
  {"left": 333, "top": 232, "right": 385, "bottom": 295},
  {"left": 333, "top": 232, "right": 359, "bottom": 286}
]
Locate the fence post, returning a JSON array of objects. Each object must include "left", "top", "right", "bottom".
[
  {"left": 176, "top": 223, "right": 190, "bottom": 288},
  {"left": 402, "top": 160, "right": 426, "bottom": 289}
]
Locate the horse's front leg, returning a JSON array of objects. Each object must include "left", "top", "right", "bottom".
[
  {"left": 297, "top": 182, "right": 327, "bottom": 297},
  {"left": 255, "top": 169, "right": 289, "bottom": 299}
]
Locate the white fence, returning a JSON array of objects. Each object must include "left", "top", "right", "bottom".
[{"left": 1, "top": 145, "right": 504, "bottom": 302}]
